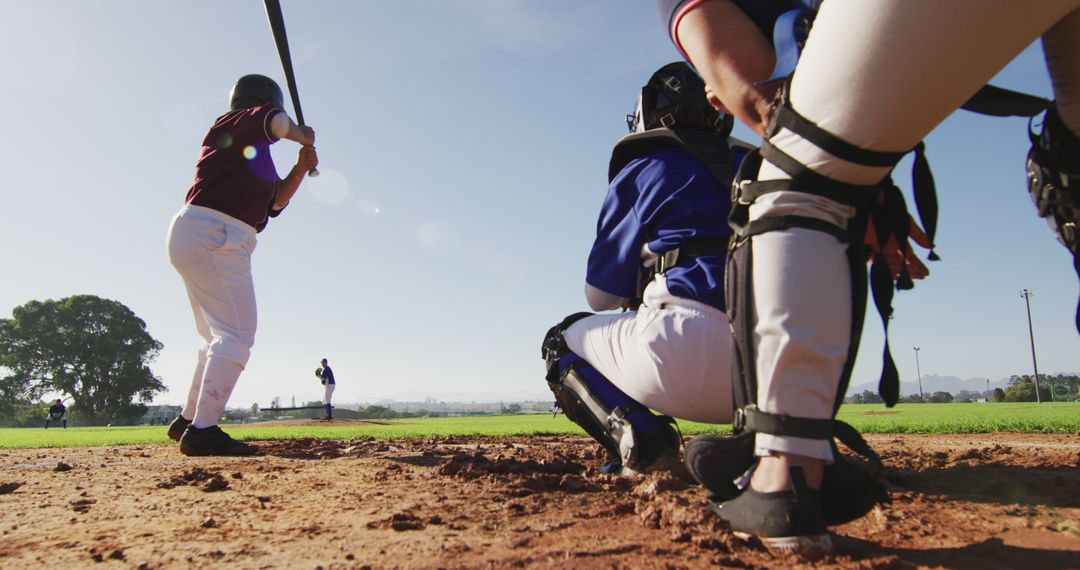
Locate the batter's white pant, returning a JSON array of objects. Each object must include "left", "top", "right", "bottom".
[
  {"left": 562, "top": 277, "right": 733, "bottom": 424},
  {"left": 167, "top": 205, "right": 258, "bottom": 429},
  {"left": 323, "top": 383, "right": 335, "bottom": 405},
  {"left": 750, "top": 0, "right": 1080, "bottom": 460}
]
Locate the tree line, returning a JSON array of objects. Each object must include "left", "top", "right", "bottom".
[
  {"left": 0, "top": 295, "right": 164, "bottom": 425},
  {"left": 845, "top": 374, "right": 1080, "bottom": 404}
]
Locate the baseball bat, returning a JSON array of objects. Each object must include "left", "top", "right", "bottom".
[{"left": 263, "top": 0, "right": 319, "bottom": 177}]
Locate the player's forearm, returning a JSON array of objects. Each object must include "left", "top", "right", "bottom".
[
  {"left": 270, "top": 112, "right": 316, "bottom": 146},
  {"left": 274, "top": 169, "right": 305, "bottom": 209},
  {"left": 675, "top": 0, "right": 777, "bottom": 135}
]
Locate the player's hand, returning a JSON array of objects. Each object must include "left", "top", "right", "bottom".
[
  {"left": 865, "top": 213, "right": 933, "bottom": 281},
  {"left": 296, "top": 145, "right": 318, "bottom": 171}
]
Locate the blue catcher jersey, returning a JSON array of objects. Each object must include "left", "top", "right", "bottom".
[{"left": 586, "top": 145, "right": 745, "bottom": 311}]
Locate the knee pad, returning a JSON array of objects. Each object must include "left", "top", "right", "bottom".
[
  {"left": 541, "top": 312, "right": 594, "bottom": 383},
  {"left": 1027, "top": 105, "right": 1080, "bottom": 332}
]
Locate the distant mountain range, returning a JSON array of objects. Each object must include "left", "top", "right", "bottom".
[{"left": 846, "top": 372, "right": 1078, "bottom": 397}]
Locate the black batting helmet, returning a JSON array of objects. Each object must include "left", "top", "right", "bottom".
[
  {"left": 626, "top": 62, "right": 733, "bottom": 136},
  {"left": 229, "top": 74, "right": 285, "bottom": 111}
]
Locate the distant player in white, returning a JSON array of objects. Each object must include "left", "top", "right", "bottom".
[{"left": 316, "top": 358, "right": 335, "bottom": 420}]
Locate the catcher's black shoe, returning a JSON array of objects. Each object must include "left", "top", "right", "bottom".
[
  {"left": 684, "top": 433, "right": 755, "bottom": 501},
  {"left": 167, "top": 415, "right": 192, "bottom": 442},
  {"left": 179, "top": 425, "right": 257, "bottom": 457},
  {"left": 613, "top": 417, "right": 684, "bottom": 477},
  {"left": 709, "top": 466, "right": 832, "bottom": 558}
]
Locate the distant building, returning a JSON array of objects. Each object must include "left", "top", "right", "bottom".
[{"left": 142, "top": 405, "right": 182, "bottom": 425}]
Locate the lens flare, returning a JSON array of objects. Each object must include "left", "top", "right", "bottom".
[
  {"left": 307, "top": 168, "right": 348, "bottom": 204},
  {"left": 243, "top": 146, "right": 257, "bottom": 159},
  {"left": 357, "top": 198, "right": 381, "bottom": 217}
]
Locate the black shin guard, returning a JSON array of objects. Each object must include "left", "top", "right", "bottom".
[
  {"left": 542, "top": 313, "right": 681, "bottom": 473},
  {"left": 1028, "top": 106, "right": 1080, "bottom": 333},
  {"left": 691, "top": 89, "right": 925, "bottom": 524}
]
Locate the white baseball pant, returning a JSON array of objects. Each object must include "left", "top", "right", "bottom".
[
  {"left": 167, "top": 205, "right": 258, "bottom": 429},
  {"left": 562, "top": 277, "right": 733, "bottom": 424}
]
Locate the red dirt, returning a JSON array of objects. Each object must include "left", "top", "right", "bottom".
[{"left": 1, "top": 432, "right": 1078, "bottom": 569}]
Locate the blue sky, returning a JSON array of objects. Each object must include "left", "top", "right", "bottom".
[{"left": 0, "top": 1, "right": 1075, "bottom": 409}]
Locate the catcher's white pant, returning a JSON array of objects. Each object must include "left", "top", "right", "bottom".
[
  {"left": 748, "top": 0, "right": 1079, "bottom": 461},
  {"left": 167, "top": 205, "right": 258, "bottom": 429},
  {"left": 323, "top": 383, "right": 335, "bottom": 405},
  {"left": 562, "top": 277, "right": 733, "bottom": 424}
]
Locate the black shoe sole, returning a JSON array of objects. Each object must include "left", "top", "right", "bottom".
[{"left": 179, "top": 442, "right": 257, "bottom": 457}]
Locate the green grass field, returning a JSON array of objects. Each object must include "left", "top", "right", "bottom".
[{"left": 1, "top": 402, "right": 1076, "bottom": 450}]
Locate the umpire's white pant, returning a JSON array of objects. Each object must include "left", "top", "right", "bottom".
[
  {"left": 747, "top": 0, "right": 1079, "bottom": 460},
  {"left": 562, "top": 277, "right": 733, "bottom": 424},
  {"left": 168, "top": 205, "right": 258, "bottom": 428}
]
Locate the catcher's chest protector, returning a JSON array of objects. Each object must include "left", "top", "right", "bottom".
[{"left": 608, "top": 128, "right": 753, "bottom": 186}]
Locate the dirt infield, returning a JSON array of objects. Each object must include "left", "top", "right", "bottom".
[{"left": 1, "top": 432, "right": 1078, "bottom": 569}]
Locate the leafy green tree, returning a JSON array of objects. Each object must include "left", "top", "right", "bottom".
[
  {"left": 7, "top": 402, "right": 50, "bottom": 428},
  {"left": 929, "top": 391, "right": 954, "bottom": 403},
  {"left": 1003, "top": 379, "right": 1051, "bottom": 402},
  {"left": 955, "top": 390, "right": 987, "bottom": 402},
  {"left": 0, "top": 295, "right": 164, "bottom": 423},
  {"left": 990, "top": 388, "right": 1006, "bottom": 402}
]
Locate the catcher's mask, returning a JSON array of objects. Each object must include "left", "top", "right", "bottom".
[
  {"left": 626, "top": 62, "right": 733, "bottom": 137},
  {"left": 229, "top": 74, "right": 285, "bottom": 112}
]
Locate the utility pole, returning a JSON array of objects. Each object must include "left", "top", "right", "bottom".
[
  {"left": 913, "top": 346, "right": 924, "bottom": 401},
  {"left": 1020, "top": 289, "right": 1042, "bottom": 404},
  {"left": 985, "top": 378, "right": 990, "bottom": 402}
]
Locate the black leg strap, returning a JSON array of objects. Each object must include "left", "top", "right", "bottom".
[{"left": 738, "top": 405, "right": 834, "bottom": 439}]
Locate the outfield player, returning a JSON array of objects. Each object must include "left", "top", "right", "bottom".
[
  {"left": 316, "top": 358, "right": 335, "bottom": 419},
  {"left": 542, "top": 62, "right": 749, "bottom": 476},
  {"left": 167, "top": 74, "right": 318, "bottom": 456},
  {"left": 659, "top": 0, "right": 1079, "bottom": 554},
  {"left": 44, "top": 399, "right": 67, "bottom": 429}
]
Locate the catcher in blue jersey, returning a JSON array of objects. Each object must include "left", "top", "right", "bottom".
[{"left": 542, "top": 62, "right": 751, "bottom": 476}]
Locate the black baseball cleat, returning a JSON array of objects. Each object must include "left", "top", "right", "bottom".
[
  {"left": 167, "top": 416, "right": 192, "bottom": 442},
  {"left": 709, "top": 466, "right": 832, "bottom": 559},
  {"left": 179, "top": 425, "right": 257, "bottom": 456}
]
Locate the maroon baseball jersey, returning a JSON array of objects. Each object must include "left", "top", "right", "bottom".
[{"left": 185, "top": 104, "right": 286, "bottom": 232}]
